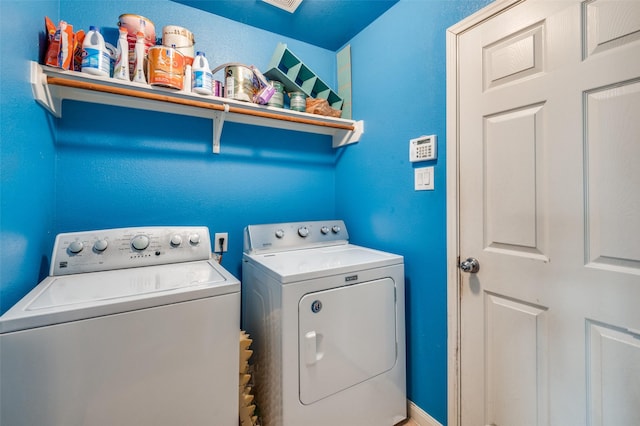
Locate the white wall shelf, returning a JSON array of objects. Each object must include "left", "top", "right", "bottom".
[{"left": 30, "top": 62, "right": 364, "bottom": 154}]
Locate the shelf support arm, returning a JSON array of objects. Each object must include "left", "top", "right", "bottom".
[
  {"left": 333, "top": 120, "right": 364, "bottom": 148},
  {"left": 212, "top": 104, "right": 229, "bottom": 154},
  {"left": 30, "top": 61, "right": 62, "bottom": 117}
]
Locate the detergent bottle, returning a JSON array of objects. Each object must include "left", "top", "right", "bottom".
[
  {"left": 132, "top": 31, "right": 147, "bottom": 83},
  {"left": 113, "top": 27, "right": 130, "bottom": 80},
  {"left": 192, "top": 51, "right": 213, "bottom": 95},
  {"left": 81, "top": 26, "right": 110, "bottom": 77}
]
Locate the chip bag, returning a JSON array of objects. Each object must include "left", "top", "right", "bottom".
[
  {"left": 73, "top": 30, "right": 85, "bottom": 71},
  {"left": 44, "top": 17, "right": 74, "bottom": 70}
]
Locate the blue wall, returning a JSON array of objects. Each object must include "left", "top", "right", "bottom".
[
  {"left": 337, "top": 0, "right": 490, "bottom": 423},
  {"left": 0, "top": 0, "right": 58, "bottom": 313},
  {"left": 0, "top": 0, "right": 490, "bottom": 424}
]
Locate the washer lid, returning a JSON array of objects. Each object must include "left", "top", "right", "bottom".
[
  {"left": 243, "top": 244, "right": 403, "bottom": 283},
  {"left": 0, "top": 260, "right": 239, "bottom": 333}
]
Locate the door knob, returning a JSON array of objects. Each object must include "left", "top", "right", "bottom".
[{"left": 460, "top": 257, "right": 480, "bottom": 273}]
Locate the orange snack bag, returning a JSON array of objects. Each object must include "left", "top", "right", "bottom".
[
  {"left": 44, "top": 19, "right": 74, "bottom": 69},
  {"left": 73, "top": 30, "right": 85, "bottom": 71},
  {"left": 45, "top": 16, "right": 56, "bottom": 41}
]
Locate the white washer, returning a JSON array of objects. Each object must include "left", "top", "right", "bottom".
[
  {"left": 0, "top": 226, "right": 240, "bottom": 426},
  {"left": 242, "top": 220, "right": 406, "bottom": 426}
]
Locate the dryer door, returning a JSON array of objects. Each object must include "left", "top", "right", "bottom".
[{"left": 298, "top": 278, "right": 397, "bottom": 405}]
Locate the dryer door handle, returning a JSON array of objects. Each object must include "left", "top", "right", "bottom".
[
  {"left": 304, "top": 331, "right": 324, "bottom": 365},
  {"left": 305, "top": 331, "right": 317, "bottom": 365}
]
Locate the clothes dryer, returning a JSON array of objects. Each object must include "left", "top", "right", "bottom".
[
  {"left": 0, "top": 226, "right": 240, "bottom": 426},
  {"left": 242, "top": 220, "right": 406, "bottom": 426}
]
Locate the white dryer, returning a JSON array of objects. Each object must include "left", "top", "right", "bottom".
[
  {"left": 242, "top": 220, "right": 406, "bottom": 426},
  {"left": 0, "top": 226, "right": 240, "bottom": 426}
]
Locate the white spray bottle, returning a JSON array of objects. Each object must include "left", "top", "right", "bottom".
[
  {"left": 113, "top": 27, "right": 130, "bottom": 81},
  {"left": 132, "top": 31, "right": 146, "bottom": 84},
  {"left": 183, "top": 65, "right": 192, "bottom": 93}
]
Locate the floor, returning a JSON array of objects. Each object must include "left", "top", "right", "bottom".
[{"left": 397, "top": 419, "right": 419, "bottom": 426}]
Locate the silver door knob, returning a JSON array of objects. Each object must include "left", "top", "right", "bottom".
[{"left": 460, "top": 257, "right": 480, "bottom": 273}]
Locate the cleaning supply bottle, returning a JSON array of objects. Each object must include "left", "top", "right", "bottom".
[
  {"left": 132, "top": 31, "right": 147, "bottom": 83},
  {"left": 183, "top": 64, "right": 192, "bottom": 93},
  {"left": 192, "top": 51, "right": 213, "bottom": 95},
  {"left": 113, "top": 27, "right": 130, "bottom": 81},
  {"left": 81, "top": 26, "right": 110, "bottom": 77}
]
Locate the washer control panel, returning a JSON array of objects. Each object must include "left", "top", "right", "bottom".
[
  {"left": 243, "top": 220, "right": 348, "bottom": 254},
  {"left": 50, "top": 226, "right": 211, "bottom": 276}
]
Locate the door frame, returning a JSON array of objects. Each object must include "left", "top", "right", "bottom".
[{"left": 445, "top": 1, "right": 525, "bottom": 424}]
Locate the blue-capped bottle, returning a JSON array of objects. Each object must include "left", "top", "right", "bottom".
[
  {"left": 192, "top": 51, "right": 213, "bottom": 95},
  {"left": 81, "top": 26, "right": 110, "bottom": 77}
]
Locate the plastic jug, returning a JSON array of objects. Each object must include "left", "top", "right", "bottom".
[
  {"left": 81, "top": 26, "right": 110, "bottom": 77},
  {"left": 192, "top": 51, "right": 213, "bottom": 95}
]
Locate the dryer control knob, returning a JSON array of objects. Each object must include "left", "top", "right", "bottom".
[
  {"left": 93, "top": 239, "right": 108, "bottom": 252},
  {"left": 320, "top": 226, "right": 330, "bottom": 234},
  {"left": 275, "top": 229, "right": 285, "bottom": 239},
  {"left": 189, "top": 234, "right": 201, "bottom": 245},
  {"left": 68, "top": 240, "right": 84, "bottom": 254},
  {"left": 332, "top": 225, "right": 341, "bottom": 234},
  {"left": 298, "top": 226, "right": 310, "bottom": 237},
  {"left": 131, "top": 235, "right": 150, "bottom": 251},
  {"left": 170, "top": 234, "right": 182, "bottom": 246}
]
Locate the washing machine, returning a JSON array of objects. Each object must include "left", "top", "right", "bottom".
[
  {"left": 0, "top": 226, "right": 240, "bottom": 426},
  {"left": 242, "top": 220, "right": 406, "bottom": 426}
]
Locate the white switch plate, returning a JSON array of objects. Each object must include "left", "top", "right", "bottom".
[{"left": 415, "top": 167, "right": 434, "bottom": 191}]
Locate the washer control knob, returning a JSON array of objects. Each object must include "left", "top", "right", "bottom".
[
  {"left": 298, "top": 226, "right": 310, "bottom": 238},
  {"left": 275, "top": 229, "right": 285, "bottom": 239},
  {"left": 131, "top": 235, "right": 150, "bottom": 251},
  {"left": 332, "top": 225, "right": 342, "bottom": 234},
  {"left": 68, "top": 240, "right": 84, "bottom": 254},
  {"left": 93, "top": 239, "right": 108, "bottom": 252},
  {"left": 170, "top": 234, "right": 183, "bottom": 246},
  {"left": 320, "top": 226, "right": 330, "bottom": 235},
  {"left": 189, "top": 234, "right": 201, "bottom": 245}
]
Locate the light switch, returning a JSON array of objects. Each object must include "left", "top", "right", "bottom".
[{"left": 415, "top": 167, "right": 434, "bottom": 191}]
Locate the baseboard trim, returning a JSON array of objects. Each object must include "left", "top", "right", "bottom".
[{"left": 408, "top": 400, "right": 444, "bottom": 426}]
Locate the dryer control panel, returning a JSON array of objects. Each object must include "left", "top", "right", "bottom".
[
  {"left": 244, "top": 220, "right": 349, "bottom": 254},
  {"left": 50, "top": 226, "right": 211, "bottom": 276}
]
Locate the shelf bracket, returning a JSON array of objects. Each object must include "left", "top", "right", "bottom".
[
  {"left": 333, "top": 119, "right": 364, "bottom": 148},
  {"left": 212, "top": 104, "right": 229, "bottom": 154},
  {"left": 30, "top": 61, "right": 62, "bottom": 117}
]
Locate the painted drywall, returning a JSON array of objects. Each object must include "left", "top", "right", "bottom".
[
  {"left": 0, "top": 0, "right": 58, "bottom": 313},
  {"left": 337, "top": 0, "right": 491, "bottom": 423}
]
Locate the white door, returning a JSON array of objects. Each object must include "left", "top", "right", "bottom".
[{"left": 453, "top": 0, "right": 640, "bottom": 424}]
